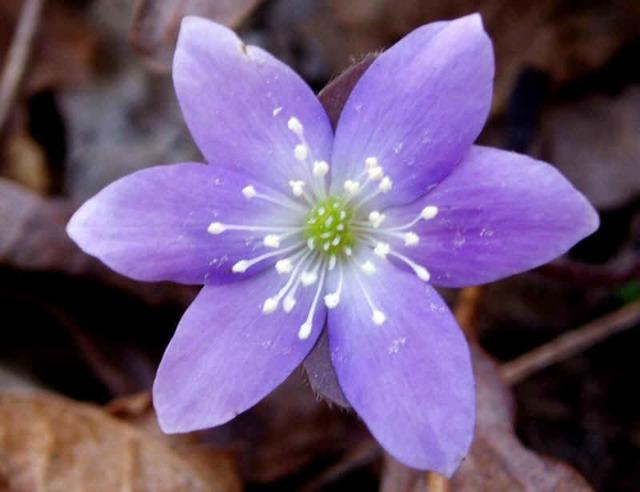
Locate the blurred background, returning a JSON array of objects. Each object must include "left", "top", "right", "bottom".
[{"left": 0, "top": 0, "right": 639, "bottom": 491}]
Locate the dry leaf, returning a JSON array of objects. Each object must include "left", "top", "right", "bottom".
[
  {"left": 0, "top": 178, "right": 197, "bottom": 306},
  {"left": 0, "top": 0, "right": 97, "bottom": 94},
  {"left": 0, "top": 391, "right": 240, "bottom": 492},
  {"left": 306, "top": 0, "right": 640, "bottom": 112},
  {"left": 534, "top": 85, "right": 640, "bottom": 209},
  {"left": 130, "top": 0, "right": 264, "bottom": 70}
]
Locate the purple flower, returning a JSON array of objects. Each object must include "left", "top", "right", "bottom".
[{"left": 67, "top": 14, "right": 598, "bottom": 475}]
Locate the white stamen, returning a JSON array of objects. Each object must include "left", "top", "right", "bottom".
[
  {"left": 289, "top": 180, "right": 305, "bottom": 196},
  {"left": 313, "top": 160, "right": 329, "bottom": 177},
  {"left": 361, "top": 260, "right": 376, "bottom": 275},
  {"left": 353, "top": 268, "right": 386, "bottom": 326},
  {"left": 298, "top": 262, "right": 327, "bottom": 340},
  {"left": 345, "top": 246, "right": 353, "bottom": 256},
  {"left": 388, "top": 250, "right": 431, "bottom": 282},
  {"left": 275, "top": 258, "right": 293, "bottom": 274},
  {"left": 403, "top": 232, "right": 419, "bottom": 246},
  {"left": 307, "top": 238, "right": 315, "bottom": 250},
  {"left": 368, "top": 211, "right": 386, "bottom": 228},
  {"left": 287, "top": 116, "right": 304, "bottom": 136},
  {"left": 367, "top": 166, "right": 384, "bottom": 181},
  {"left": 324, "top": 264, "right": 344, "bottom": 309},
  {"left": 374, "top": 241, "right": 391, "bottom": 258},
  {"left": 263, "top": 234, "right": 281, "bottom": 248},
  {"left": 232, "top": 241, "right": 304, "bottom": 274},
  {"left": 207, "top": 222, "right": 226, "bottom": 234},
  {"left": 301, "top": 271, "right": 318, "bottom": 286},
  {"left": 272, "top": 107, "right": 282, "bottom": 116},
  {"left": 328, "top": 255, "right": 337, "bottom": 270},
  {"left": 283, "top": 297, "right": 297, "bottom": 312},
  {"left": 421, "top": 205, "right": 439, "bottom": 220},
  {"left": 262, "top": 297, "right": 279, "bottom": 313},
  {"left": 294, "top": 144, "right": 308, "bottom": 161},
  {"left": 372, "top": 310, "right": 386, "bottom": 325},
  {"left": 242, "top": 185, "right": 257, "bottom": 199},
  {"left": 344, "top": 180, "right": 361, "bottom": 195},
  {"left": 378, "top": 176, "right": 393, "bottom": 192},
  {"left": 365, "top": 157, "right": 379, "bottom": 169}
]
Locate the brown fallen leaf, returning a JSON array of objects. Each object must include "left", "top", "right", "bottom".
[
  {"left": 306, "top": 0, "right": 640, "bottom": 113},
  {"left": 130, "top": 0, "right": 264, "bottom": 71},
  {"left": 0, "top": 177, "right": 197, "bottom": 307},
  {"left": 0, "top": 391, "right": 240, "bottom": 492},
  {"left": 0, "top": 0, "right": 97, "bottom": 94},
  {"left": 533, "top": 85, "right": 640, "bottom": 210}
]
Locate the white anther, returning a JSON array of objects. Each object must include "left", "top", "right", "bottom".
[
  {"left": 415, "top": 265, "right": 431, "bottom": 282},
  {"left": 241, "top": 185, "right": 257, "bottom": 199},
  {"left": 345, "top": 247, "right": 353, "bottom": 256},
  {"left": 324, "top": 216, "right": 334, "bottom": 227},
  {"left": 337, "top": 223, "right": 345, "bottom": 231},
  {"left": 367, "top": 166, "right": 384, "bottom": 181},
  {"left": 294, "top": 144, "right": 308, "bottom": 161},
  {"left": 344, "top": 180, "right": 361, "bottom": 195},
  {"left": 374, "top": 242, "right": 391, "bottom": 258},
  {"left": 232, "top": 260, "right": 250, "bottom": 273},
  {"left": 331, "top": 236, "right": 341, "bottom": 246},
  {"left": 368, "top": 211, "right": 386, "bottom": 228},
  {"left": 275, "top": 259, "right": 293, "bottom": 274},
  {"left": 328, "top": 255, "right": 337, "bottom": 270},
  {"left": 403, "top": 232, "right": 419, "bottom": 246},
  {"left": 379, "top": 176, "right": 393, "bottom": 192},
  {"left": 365, "top": 157, "right": 379, "bottom": 169},
  {"left": 272, "top": 107, "right": 282, "bottom": 116},
  {"left": 262, "top": 297, "right": 279, "bottom": 314},
  {"left": 289, "top": 180, "right": 305, "bottom": 196},
  {"left": 287, "top": 116, "right": 304, "bottom": 136},
  {"left": 307, "top": 238, "right": 315, "bottom": 250},
  {"left": 313, "top": 160, "right": 329, "bottom": 177},
  {"left": 299, "top": 322, "right": 312, "bottom": 340},
  {"left": 207, "top": 222, "right": 226, "bottom": 234},
  {"left": 339, "top": 210, "right": 346, "bottom": 220},
  {"left": 318, "top": 207, "right": 326, "bottom": 215},
  {"left": 372, "top": 310, "right": 386, "bottom": 325},
  {"left": 324, "top": 293, "right": 340, "bottom": 309},
  {"left": 323, "top": 242, "right": 331, "bottom": 251},
  {"left": 421, "top": 205, "right": 439, "bottom": 220},
  {"left": 361, "top": 260, "right": 376, "bottom": 275},
  {"left": 301, "top": 271, "right": 318, "bottom": 286},
  {"left": 283, "top": 296, "right": 296, "bottom": 312},
  {"left": 263, "top": 234, "right": 281, "bottom": 248}
]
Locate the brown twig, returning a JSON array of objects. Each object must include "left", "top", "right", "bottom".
[
  {"left": 0, "top": 0, "right": 45, "bottom": 133},
  {"left": 454, "top": 286, "right": 482, "bottom": 340},
  {"left": 426, "top": 472, "right": 451, "bottom": 492},
  {"left": 500, "top": 300, "right": 640, "bottom": 385}
]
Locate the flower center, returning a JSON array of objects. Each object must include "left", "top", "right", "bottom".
[{"left": 304, "top": 196, "right": 355, "bottom": 256}]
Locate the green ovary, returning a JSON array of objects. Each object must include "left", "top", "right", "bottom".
[{"left": 304, "top": 196, "right": 356, "bottom": 257}]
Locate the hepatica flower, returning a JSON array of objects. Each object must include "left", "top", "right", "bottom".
[{"left": 67, "top": 14, "right": 598, "bottom": 475}]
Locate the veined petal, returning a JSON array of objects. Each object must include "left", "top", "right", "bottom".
[
  {"left": 173, "top": 17, "right": 333, "bottom": 194},
  {"left": 67, "top": 163, "right": 303, "bottom": 285},
  {"left": 327, "top": 255, "right": 474, "bottom": 475},
  {"left": 330, "top": 14, "right": 494, "bottom": 208},
  {"left": 154, "top": 268, "right": 326, "bottom": 432},
  {"left": 385, "top": 146, "right": 599, "bottom": 287}
]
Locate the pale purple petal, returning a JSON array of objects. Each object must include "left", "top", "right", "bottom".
[
  {"left": 330, "top": 14, "right": 494, "bottom": 208},
  {"left": 327, "top": 256, "right": 474, "bottom": 475},
  {"left": 154, "top": 268, "right": 326, "bottom": 432},
  {"left": 173, "top": 17, "right": 333, "bottom": 194},
  {"left": 384, "top": 146, "right": 600, "bottom": 287},
  {"left": 67, "top": 163, "right": 303, "bottom": 284}
]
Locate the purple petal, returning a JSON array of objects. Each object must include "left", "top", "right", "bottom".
[
  {"left": 330, "top": 14, "right": 494, "bottom": 208},
  {"left": 327, "top": 256, "right": 474, "bottom": 475},
  {"left": 173, "top": 17, "right": 333, "bottom": 194},
  {"left": 67, "top": 163, "right": 303, "bottom": 284},
  {"left": 154, "top": 268, "right": 326, "bottom": 432},
  {"left": 385, "top": 145, "right": 600, "bottom": 287}
]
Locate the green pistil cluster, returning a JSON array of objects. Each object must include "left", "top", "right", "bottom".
[{"left": 305, "top": 196, "right": 355, "bottom": 256}]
